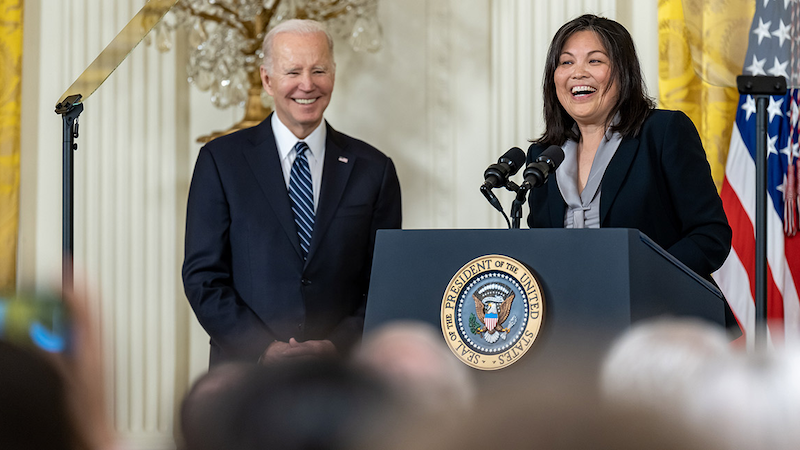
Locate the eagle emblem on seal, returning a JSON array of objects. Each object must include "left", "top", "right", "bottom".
[{"left": 471, "top": 283, "right": 517, "bottom": 344}]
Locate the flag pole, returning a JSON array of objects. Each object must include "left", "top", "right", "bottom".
[
  {"left": 54, "top": 94, "right": 83, "bottom": 292},
  {"left": 737, "top": 75, "right": 787, "bottom": 350}
]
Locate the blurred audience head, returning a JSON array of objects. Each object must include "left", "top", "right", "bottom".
[
  {"left": 353, "top": 320, "right": 475, "bottom": 414},
  {"left": 366, "top": 323, "right": 719, "bottom": 450},
  {"left": 180, "top": 358, "right": 399, "bottom": 450},
  {"left": 598, "top": 316, "right": 800, "bottom": 449},
  {"left": 681, "top": 347, "right": 800, "bottom": 450},
  {"left": 179, "top": 362, "right": 255, "bottom": 450},
  {"left": 600, "top": 317, "right": 733, "bottom": 411},
  {"left": 0, "top": 340, "right": 84, "bottom": 450}
]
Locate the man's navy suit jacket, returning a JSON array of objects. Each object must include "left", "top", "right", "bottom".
[{"left": 182, "top": 115, "right": 402, "bottom": 365}]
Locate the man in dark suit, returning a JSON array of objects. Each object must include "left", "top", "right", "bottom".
[{"left": 182, "top": 19, "right": 402, "bottom": 366}]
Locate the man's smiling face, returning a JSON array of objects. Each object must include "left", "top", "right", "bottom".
[{"left": 260, "top": 31, "right": 335, "bottom": 139}]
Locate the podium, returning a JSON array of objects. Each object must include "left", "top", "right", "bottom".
[{"left": 364, "top": 229, "right": 726, "bottom": 368}]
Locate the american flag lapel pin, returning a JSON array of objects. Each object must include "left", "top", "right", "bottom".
[{"left": 338, "top": 156, "right": 349, "bottom": 163}]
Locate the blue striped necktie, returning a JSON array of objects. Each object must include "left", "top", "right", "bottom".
[{"left": 289, "top": 141, "right": 315, "bottom": 259}]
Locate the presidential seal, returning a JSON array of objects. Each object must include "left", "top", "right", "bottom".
[{"left": 440, "top": 254, "right": 544, "bottom": 370}]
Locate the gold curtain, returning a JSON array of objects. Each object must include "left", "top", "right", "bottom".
[
  {"left": 0, "top": 0, "right": 23, "bottom": 291},
  {"left": 657, "top": 0, "right": 751, "bottom": 191}
]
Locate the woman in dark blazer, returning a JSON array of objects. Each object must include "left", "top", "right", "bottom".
[{"left": 527, "top": 14, "right": 736, "bottom": 328}]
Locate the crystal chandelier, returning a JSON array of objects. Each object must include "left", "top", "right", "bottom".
[{"left": 152, "top": 0, "right": 382, "bottom": 141}]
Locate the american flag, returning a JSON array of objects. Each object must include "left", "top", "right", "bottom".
[{"left": 715, "top": 0, "right": 800, "bottom": 345}]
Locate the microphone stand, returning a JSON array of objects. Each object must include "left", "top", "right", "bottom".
[{"left": 507, "top": 181, "right": 529, "bottom": 229}]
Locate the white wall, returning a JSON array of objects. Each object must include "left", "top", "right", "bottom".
[{"left": 18, "top": 1, "right": 659, "bottom": 448}]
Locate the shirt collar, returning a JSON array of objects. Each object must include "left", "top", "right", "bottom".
[
  {"left": 570, "top": 112, "right": 622, "bottom": 142},
  {"left": 272, "top": 113, "right": 327, "bottom": 163}
]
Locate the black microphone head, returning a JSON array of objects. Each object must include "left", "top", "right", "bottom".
[
  {"left": 499, "top": 147, "right": 526, "bottom": 175},
  {"left": 524, "top": 144, "right": 565, "bottom": 188},
  {"left": 538, "top": 145, "right": 565, "bottom": 169}
]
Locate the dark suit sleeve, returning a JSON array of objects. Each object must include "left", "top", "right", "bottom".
[
  {"left": 326, "top": 157, "right": 402, "bottom": 351},
  {"left": 659, "top": 112, "right": 732, "bottom": 274},
  {"left": 526, "top": 144, "right": 564, "bottom": 229},
  {"left": 182, "top": 148, "right": 276, "bottom": 361}
]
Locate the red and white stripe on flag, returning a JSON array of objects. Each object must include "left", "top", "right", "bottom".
[
  {"left": 714, "top": 1, "right": 800, "bottom": 346},
  {"left": 484, "top": 313, "right": 498, "bottom": 331}
]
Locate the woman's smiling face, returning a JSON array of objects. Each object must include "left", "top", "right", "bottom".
[{"left": 554, "top": 30, "right": 619, "bottom": 129}]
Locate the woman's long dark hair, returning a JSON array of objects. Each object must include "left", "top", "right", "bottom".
[{"left": 535, "top": 14, "right": 655, "bottom": 146}]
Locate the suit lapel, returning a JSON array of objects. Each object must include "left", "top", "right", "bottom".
[
  {"left": 241, "top": 116, "right": 304, "bottom": 258},
  {"left": 600, "top": 136, "right": 639, "bottom": 224},
  {"left": 305, "top": 124, "right": 355, "bottom": 263}
]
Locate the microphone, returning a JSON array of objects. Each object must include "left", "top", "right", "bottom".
[
  {"left": 524, "top": 145, "right": 565, "bottom": 188},
  {"left": 482, "top": 147, "right": 526, "bottom": 189}
]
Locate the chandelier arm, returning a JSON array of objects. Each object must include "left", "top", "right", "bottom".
[
  {"left": 297, "top": 1, "right": 351, "bottom": 22},
  {"left": 176, "top": 2, "right": 249, "bottom": 36}
]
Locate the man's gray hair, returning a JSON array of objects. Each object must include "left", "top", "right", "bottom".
[{"left": 261, "top": 19, "right": 335, "bottom": 75}]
